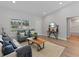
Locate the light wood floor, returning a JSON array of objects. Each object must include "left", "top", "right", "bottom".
[{"left": 38, "top": 35, "right": 79, "bottom": 57}]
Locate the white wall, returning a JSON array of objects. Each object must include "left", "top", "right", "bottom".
[
  {"left": 42, "top": 3, "right": 79, "bottom": 40},
  {"left": 29, "top": 16, "right": 42, "bottom": 35},
  {"left": 0, "top": 7, "right": 42, "bottom": 37}
]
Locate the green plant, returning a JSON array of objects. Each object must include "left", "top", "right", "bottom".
[{"left": 33, "top": 32, "right": 38, "bottom": 39}]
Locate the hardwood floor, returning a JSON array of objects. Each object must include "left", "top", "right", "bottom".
[{"left": 38, "top": 35, "right": 79, "bottom": 57}]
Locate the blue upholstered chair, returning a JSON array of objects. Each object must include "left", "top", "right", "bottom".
[
  {"left": 16, "top": 30, "right": 28, "bottom": 42},
  {"left": 16, "top": 29, "right": 38, "bottom": 42}
]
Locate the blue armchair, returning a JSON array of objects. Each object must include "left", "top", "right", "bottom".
[
  {"left": 16, "top": 29, "right": 38, "bottom": 42},
  {"left": 16, "top": 30, "right": 28, "bottom": 42}
]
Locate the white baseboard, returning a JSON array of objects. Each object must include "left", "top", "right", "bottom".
[
  {"left": 39, "top": 34, "right": 67, "bottom": 40},
  {"left": 58, "top": 37, "right": 67, "bottom": 40},
  {"left": 38, "top": 34, "right": 44, "bottom": 36}
]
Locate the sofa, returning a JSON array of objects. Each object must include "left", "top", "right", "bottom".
[
  {"left": 0, "top": 35, "right": 32, "bottom": 57},
  {"left": 16, "top": 29, "right": 38, "bottom": 42},
  {"left": 0, "top": 39, "right": 21, "bottom": 57}
]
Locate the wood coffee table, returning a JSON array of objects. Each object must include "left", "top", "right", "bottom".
[{"left": 27, "top": 37, "right": 46, "bottom": 51}]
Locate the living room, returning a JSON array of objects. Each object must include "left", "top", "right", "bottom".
[{"left": 0, "top": 0, "right": 79, "bottom": 58}]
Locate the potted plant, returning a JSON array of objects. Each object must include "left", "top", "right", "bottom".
[{"left": 33, "top": 32, "right": 38, "bottom": 40}]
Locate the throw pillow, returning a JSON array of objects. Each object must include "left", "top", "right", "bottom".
[
  {"left": 31, "top": 31, "right": 35, "bottom": 35},
  {"left": 3, "top": 41, "right": 11, "bottom": 46},
  {"left": 2, "top": 36, "right": 12, "bottom": 41},
  {"left": 3, "top": 41, "right": 17, "bottom": 49},
  {"left": 25, "top": 30, "right": 28, "bottom": 35},
  {"left": 2, "top": 45, "right": 14, "bottom": 55},
  {"left": 9, "top": 41, "right": 17, "bottom": 49},
  {"left": 20, "top": 32, "right": 25, "bottom": 37},
  {"left": 0, "top": 35, "right": 2, "bottom": 38}
]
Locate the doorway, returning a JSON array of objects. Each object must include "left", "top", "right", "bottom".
[{"left": 67, "top": 16, "right": 79, "bottom": 40}]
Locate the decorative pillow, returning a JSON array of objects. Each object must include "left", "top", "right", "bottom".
[
  {"left": 20, "top": 32, "right": 25, "bottom": 37},
  {"left": 25, "top": 31, "right": 28, "bottom": 35},
  {"left": 2, "top": 45, "right": 14, "bottom": 55},
  {"left": 9, "top": 41, "right": 17, "bottom": 49},
  {"left": 31, "top": 31, "right": 35, "bottom": 35},
  {"left": 0, "top": 35, "right": 2, "bottom": 38},
  {"left": 2, "top": 36, "right": 12, "bottom": 41},
  {"left": 3, "top": 41, "right": 11, "bottom": 46},
  {"left": 28, "top": 30, "right": 32, "bottom": 37}
]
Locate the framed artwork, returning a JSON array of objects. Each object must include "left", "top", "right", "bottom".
[{"left": 11, "top": 19, "right": 29, "bottom": 32}]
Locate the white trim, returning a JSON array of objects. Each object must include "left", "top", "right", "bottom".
[
  {"left": 38, "top": 34, "right": 44, "bottom": 36},
  {"left": 58, "top": 37, "right": 67, "bottom": 40},
  {"left": 40, "top": 34, "right": 67, "bottom": 40}
]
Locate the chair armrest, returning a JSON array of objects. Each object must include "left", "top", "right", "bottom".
[{"left": 4, "top": 52, "right": 16, "bottom": 57}]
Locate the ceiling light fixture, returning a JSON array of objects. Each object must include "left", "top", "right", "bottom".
[
  {"left": 59, "top": 2, "right": 63, "bottom": 5},
  {"left": 12, "top": 1, "right": 16, "bottom": 3}
]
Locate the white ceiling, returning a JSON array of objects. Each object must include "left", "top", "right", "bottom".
[{"left": 0, "top": 1, "right": 73, "bottom": 17}]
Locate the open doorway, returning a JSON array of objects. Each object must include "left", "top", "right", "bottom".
[{"left": 67, "top": 16, "right": 79, "bottom": 40}]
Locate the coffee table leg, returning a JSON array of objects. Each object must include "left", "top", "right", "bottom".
[
  {"left": 37, "top": 43, "right": 45, "bottom": 51},
  {"left": 43, "top": 42, "right": 44, "bottom": 48},
  {"left": 28, "top": 40, "right": 30, "bottom": 45},
  {"left": 37, "top": 44, "right": 41, "bottom": 51},
  {"left": 28, "top": 40, "right": 34, "bottom": 45}
]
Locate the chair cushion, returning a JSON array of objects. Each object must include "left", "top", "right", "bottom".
[
  {"left": 3, "top": 41, "right": 17, "bottom": 49},
  {"left": 20, "top": 32, "right": 25, "bottom": 37}
]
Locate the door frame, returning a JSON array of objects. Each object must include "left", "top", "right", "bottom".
[
  {"left": 66, "top": 16, "right": 79, "bottom": 40},
  {"left": 67, "top": 17, "right": 70, "bottom": 39}
]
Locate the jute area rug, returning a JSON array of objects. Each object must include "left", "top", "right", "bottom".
[{"left": 21, "top": 40, "right": 65, "bottom": 57}]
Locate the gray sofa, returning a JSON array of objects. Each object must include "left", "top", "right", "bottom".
[{"left": 0, "top": 39, "right": 32, "bottom": 57}]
